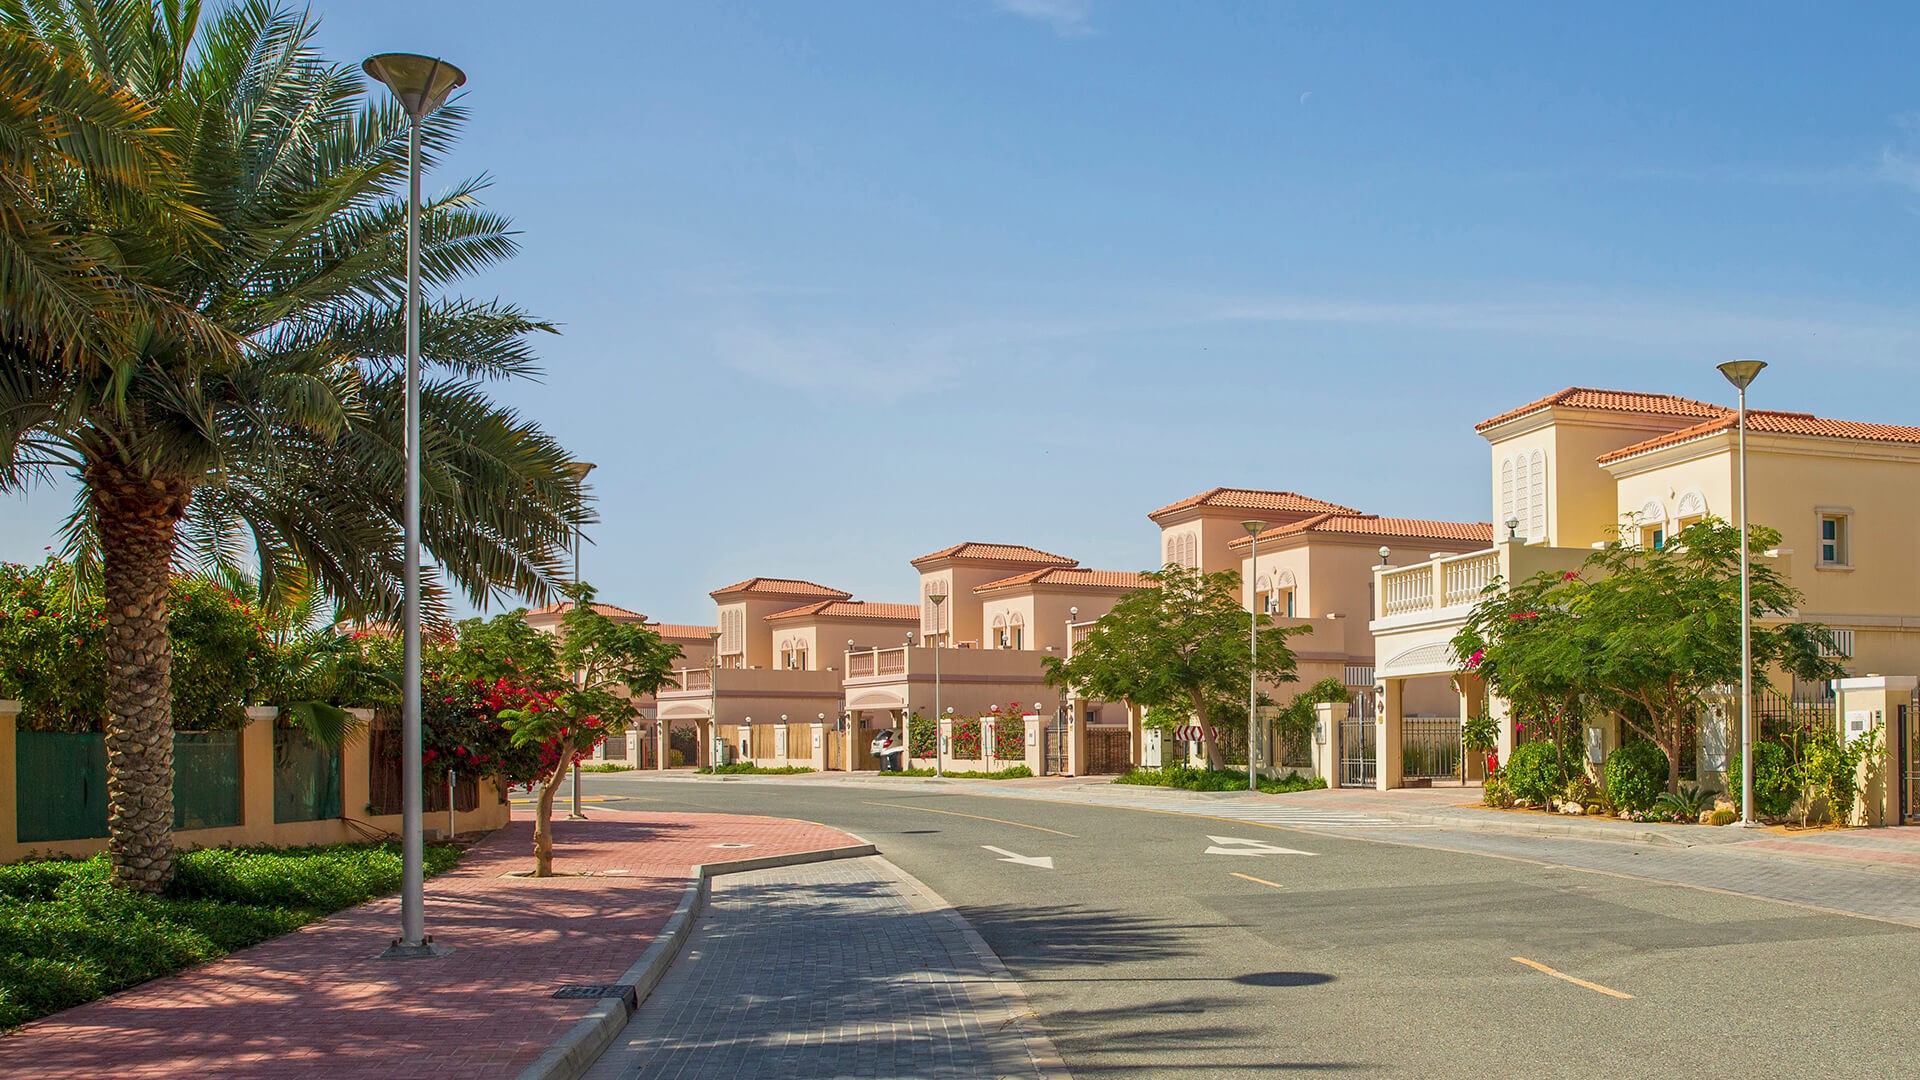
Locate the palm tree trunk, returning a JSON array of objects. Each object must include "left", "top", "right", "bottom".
[{"left": 91, "top": 467, "right": 190, "bottom": 893}]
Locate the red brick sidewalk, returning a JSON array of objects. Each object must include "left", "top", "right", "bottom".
[{"left": 0, "top": 810, "right": 857, "bottom": 1079}]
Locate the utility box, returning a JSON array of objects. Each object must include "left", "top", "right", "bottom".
[
  {"left": 713, "top": 739, "right": 731, "bottom": 766},
  {"left": 1141, "top": 728, "right": 1163, "bottom": 768}
]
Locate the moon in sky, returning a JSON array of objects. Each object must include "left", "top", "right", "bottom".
[{"left": 1299, "top": 90, "right": 1313, "bottom": 105}]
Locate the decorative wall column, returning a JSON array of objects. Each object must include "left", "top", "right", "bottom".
[
  {"left": 1833, "top": 676, "right": 1916, "bottom": 826},
  {"left": 1313, "top": 701, "right": 1346, "bottom": 785},
  {"left": 1375, "top": 678, "right": 1404, "bottom": 791}
]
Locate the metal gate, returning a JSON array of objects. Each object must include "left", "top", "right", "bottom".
[
  {"left": 1044, "top": 713, "right": 1069, "bottom": 775},
  {"left": 1400, "top": 717, "right": 1464, "bottom": 783},
  {"left": 1337, "top": 691, "right": 1376, "bottom": 787},
  {"left": 1085, "top": 729, "right": 1130, "bottom": 775},
  {"left": 1903, "top": 693, "right": 1919, "bottom": 825}
]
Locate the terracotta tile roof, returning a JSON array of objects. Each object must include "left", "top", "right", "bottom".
[
  {"left": 974, "top": 568, "right": 1152, "bottom": 594},
  {"left": 709, "top": 577, "right": 853, "bottom": 601},
  {"left": 646, "top": 623, "right": 718, "bottom": 640},
  {"left": 1146, "top": 487, "right": 1359, "bottom": 522},
  {"left": 524, "top": 601, "right": 648, "bottom": 622},
  {"left": 909, "top": 542, "right": 1078, "bottom": 568},
  {"left": 1597, "top": 409, "right": 1920, "bottom": 465},
  {"left": 1474, "top": 387, "right": 1726, "bottom": 432},
  {"left": 1228, "top": 512, "right": 1494, "bottom": 548},
  {"left": 765, "top": 601, "right": 921, "bottom": 623}
]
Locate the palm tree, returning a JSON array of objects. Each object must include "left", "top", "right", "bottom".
[{"left": 0, "top": 1, "right": 588, "bottom": 891}]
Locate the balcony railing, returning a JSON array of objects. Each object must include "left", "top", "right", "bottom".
[
  {"left": 674, "top": 668, "right": 711, "bottom": 693},
  {"left": 1378, "top": 549, "right": 1500, "bottom": 619}
]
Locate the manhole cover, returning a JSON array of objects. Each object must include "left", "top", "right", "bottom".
[
  {"left": 552, "top": 984, "right": 638, "bottom": 1008},
  {"left": 710, "top": 842, "right": 754, "bottom": 849}
]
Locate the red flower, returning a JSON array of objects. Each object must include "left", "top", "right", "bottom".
[
  {"left": 1467, "top": 650, "right": 1485, "bottom": 669},
  {"left": 1563, "top": 571, "right": 1579, "bottom": 580}
]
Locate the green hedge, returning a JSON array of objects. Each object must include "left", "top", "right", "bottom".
[
  {"left": 1604, "top": 741, "right": 1670, "bottom": 812},
  {"left": 1503, "top": 741, "right": 1568, "bottom": 805},
  {"left": 1115, "top": 765, "right": 1326, "bottom": 795},
  {"left": 0, "top": 841, "right": 460, "bottom": 1030}
]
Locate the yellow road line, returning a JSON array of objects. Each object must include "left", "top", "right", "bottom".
[
  {"left": 863, "top": 802, "right": 1077, "bottom": 838},
  {"left": 1230, "top": 872, "right": 1285, "bottom": 889},
  {"left": 1511, "top": 956, "right": 1634, "bottom": 999}
]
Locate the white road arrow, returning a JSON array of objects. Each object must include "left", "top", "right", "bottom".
[
  {"left": 982, "top": 845, "right": 1055, "bottom": 869},
  {"left": 1204, "top": 835, "right": 1317, "bottom": 857}
]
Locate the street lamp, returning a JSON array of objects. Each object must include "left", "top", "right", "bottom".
[
  {"left": 929, "top": 591, "right": 947, "bottom": 777},
  {"left": 1242, "top": 520, "right": 1268, "bottom": 791},
  {"left": 707, "top": 629, "right": 722, "bottom": 775},
  {"left": 364, "top": 50, "right": 466, "bottom": 961},
  {"left": 1718, "top": 358, "right": 1767, "bottom": 828},
  {"left": 564, "top": 462, "right": 594, "bottom": 822}
]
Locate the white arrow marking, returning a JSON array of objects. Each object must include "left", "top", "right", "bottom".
[
  {"left": 1204, "top": 835, "right": 1316, "bottom": 857},
  {"left": 982, "top": 845, "right": 1055, "bottom": 869}
]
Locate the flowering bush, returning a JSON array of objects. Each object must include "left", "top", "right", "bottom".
[
  {"left": 0, "top": 557, "right": 273, "bottom": 732},
  {"left": 906, "top": 714, "right": 936, "bottom": 758},
  {"left": 950, "top": 716, "right": 982, "bottom": 759},
  {"left": 993, "top": 713, "right": 1026, "bottom": 761}
]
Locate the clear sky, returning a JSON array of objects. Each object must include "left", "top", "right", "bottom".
[{"left": 7, "top": 1, "right": 1920, "bottom": 625}]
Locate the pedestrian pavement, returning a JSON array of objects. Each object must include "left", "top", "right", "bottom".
[
  {"left": 583, "top": 858, "right": 1061, "bottom": 1080},
  {"left": 0, "top": 809, "right": 858, "bottom": 1080}
]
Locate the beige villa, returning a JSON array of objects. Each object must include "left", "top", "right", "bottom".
[
  {"left": 1144, "top": 487, "right": 1490, "bottom": 776},
  {"left": 1367, "top": 387, "right": 1920, "bottom": 824}
]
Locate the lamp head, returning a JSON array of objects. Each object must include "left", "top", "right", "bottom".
[
  {"left": 1377, "top": 545, "right": 1391, "bottom": 565},
  {"left": 362, "top": 53, "right": 466, "bottom": 120},
  {"left": 1505, "top": 517, "right": 1520, "bottom": 539},
  {"left": 1241, "top": 519, "right": 1268, "bottom": 538},
  {"left": 1717, "top": 359, "right": 1767, "bottom": 390},
  {"left": 1069, "top": 605, "right": 1079, "bottom": 619},
  {"left": 564, "top": 461, "right": 596, "bottom": 481},
  {"left": 928, "top": 592, "right": 946, "bottom": 606}
]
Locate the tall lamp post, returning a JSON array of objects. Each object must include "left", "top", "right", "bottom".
[
  {"left": 929, "top": 591, "right": 947, "bottom": 777},
  {"left": 707, "top": 629, "right": 722, "bottom": 774},
  {"left": 1718, "top": 359, "right": 1767, "bottom": 828},
  {"left": 364, "top": 51, "right": 465, "bottom": 959},
  {"left": 564, "top": 462, "right": 595, "bottom": 821},
  {"left": 1242, "top": 521, "right": 1268, "bottom": 792}
]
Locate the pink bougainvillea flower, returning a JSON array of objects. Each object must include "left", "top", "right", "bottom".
[{"left": 1563, "top": 571, "right": 1579, "bottom": 580}]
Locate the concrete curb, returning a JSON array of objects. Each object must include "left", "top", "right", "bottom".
[
  {"left": 872, "top": 856, "right": 1074, "bottom": 1079},
  {"left": 1351, "top": 808, "right": 1701, "bottom": 848},
  {"left": 512, "top": 841, "right": 878, "bottom": 1080}
]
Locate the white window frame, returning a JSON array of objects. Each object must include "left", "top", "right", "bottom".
[{"left": 1815, "top": 506, "right": 1853, "bottom": 570}]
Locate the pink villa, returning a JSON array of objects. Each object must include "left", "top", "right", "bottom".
[
  {"left": 651, "top": 577, "right": 917, "bottom": 771},
  {"left": 1147, "top": 488, "right": 1491, "bottom": 776},
  {"left": 843, "top": 543, "right": 1150, "bottom": 775}
]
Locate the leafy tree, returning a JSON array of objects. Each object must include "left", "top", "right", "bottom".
[
  {"left": 0, "top": 3, "right": 587, "bottom": 891},
  {"left": 1274, "top": 676, "right": 1351, "bottom": 764},
  {"left": 1454, "top": 519, "right": 1842, "bottom": 794},
  {"left": 1043, "top": 563, "right": 1310, "bottom": 769},
  {"left": 502, "top": 586, "right": 679, "bottom": 876}
]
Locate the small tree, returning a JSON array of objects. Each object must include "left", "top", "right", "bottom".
[
  {"left": 1455, "top": 519, "right": 1843, "bottom": 794},
  {"left": 1043, "top": 563, "right": 1310, "bottom": 769},
  {"left": 502, "top": 585, "right": 678, "bottom": 876}
]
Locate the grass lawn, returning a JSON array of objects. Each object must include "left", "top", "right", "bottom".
[
  {"left": 0, "top": 841, "right": 461, "bottom": 1030},
  {"left": 1115, "top": 764, "right": 1326, "bottom": 794},
  {"left": 885, "top": 765, "right": 1035, "bottom": 780}
]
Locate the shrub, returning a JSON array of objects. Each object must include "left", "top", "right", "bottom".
[
  {"left": 1707, "top": 808, "right": 1738, "bottom": 827},
  {"left": 950, "top": 717, "right": 981, "bottom": 759},
  {"left": 906, "top": 714, "right": 936, "bottom": 758},
  {"left": 1504, "top": 741, "right": 1567, "bottom": 805},
  {"left": 0, "top": 843, "right": 460, "bottom": 1029},
  {"left": 992, "top": 714, "right": 1026, "bottom": 761},
  {"left": 1113, "top": 766, "right": 1325, "bottom": 794},
  {"left": 1652, "top": 783, "right": 1715, "bottom": 822},
  {"left": 1726, "top": 741, "right": 1795, "bottom": 819},
  {"left": 710, "top": 763, "right": 814, "bottom": 775},
  {"left": 1482, "top": 772, "right": 1514, "bottom": 808},
  {"left": 1604, "top": 741, "right": 1670, "bottom": 812}
]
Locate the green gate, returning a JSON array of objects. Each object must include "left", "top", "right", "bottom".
[
  {"left": 274, "top": 726, "right": 343, "bottom": 823},
  {"left": 15, "top": 732, "right": 109, "bottom": 842},
  {"left": 173, "top": 731, "right": 242, "bottom": 830}
]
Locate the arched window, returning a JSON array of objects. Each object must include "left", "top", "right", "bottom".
[
  {"left": 921, "top": 579, "right": 946, "bottom": 636},
  {"left": 1635, "top": 498, "right": 1666, "bottom": 549},
  {"left": 1674, "top": 489, "right": 1708, "bottom": 534},
  {"left": 1500, "top": 457, "right": 1515, "bottom": 527},
  {"left": 1007, "top": 612, "right": 1025, "bottom": 651},
  {"left": 1498, "top": 450, "right": 1550, "bottom": 542},
  {"left": 1527, "top": 449, "right": 1546, "bottom": 541}
]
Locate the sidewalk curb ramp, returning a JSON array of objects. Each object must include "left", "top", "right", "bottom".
[{"left": 513, "top": 841, "right": 877, "bottom": 1080}]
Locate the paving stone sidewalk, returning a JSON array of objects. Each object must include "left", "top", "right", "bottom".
[
  {"left": 584, "top": 858, "right": 1058, "bottom": 1080},
  {"left": 0, "top": 810, "right": 856, "bottom": 1080}
]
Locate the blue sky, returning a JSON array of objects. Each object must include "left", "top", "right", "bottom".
[{"left": 7, "top": 1, "right": 1920, "bottom": 624}]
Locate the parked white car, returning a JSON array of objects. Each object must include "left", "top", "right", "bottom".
[{"left": 869, "top": 729, "right": 906, "bottom": 757}]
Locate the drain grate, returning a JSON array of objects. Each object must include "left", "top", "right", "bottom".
[{"left": 552, "top": 984, "right": 638, "bottom": 1009}]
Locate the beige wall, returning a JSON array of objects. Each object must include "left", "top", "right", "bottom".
[
  {"left": 769, "top": 613, "right": 917, "bottom": 672},
  {"left": 1484, "top": 411, "right": 1706, "bottom": 548},
  {"left": 1608, "top": 434, "right": 1920, "bottom": 676}
]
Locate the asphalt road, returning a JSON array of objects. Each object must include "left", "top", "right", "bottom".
[{"left": 574, "top": 774, "right": 1920, "bottom": 1078}]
